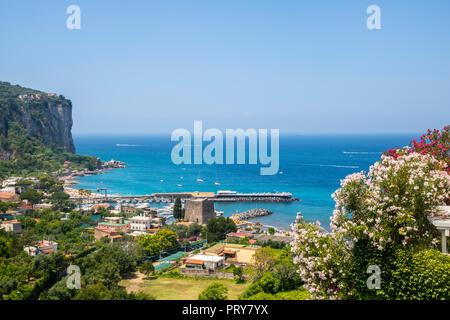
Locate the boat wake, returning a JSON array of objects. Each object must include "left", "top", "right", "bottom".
[
  {"left": 298, "top": 163, "right": 359, "bottom": 169},
  {"left": 116, "top": 144, "right": 141, "bottom": 147},
  {"left": 342, "top": 151, "right": 381, "bottom": 154}
]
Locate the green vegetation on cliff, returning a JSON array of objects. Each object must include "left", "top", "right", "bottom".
[{"left": 0, "top": 82, "right": 99, "bottom": 178}]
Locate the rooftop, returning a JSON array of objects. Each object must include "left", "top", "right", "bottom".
[{"left": 188, "top": 254, "right": 224, "bottom": 263}]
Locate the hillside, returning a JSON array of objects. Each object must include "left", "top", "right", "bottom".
[{"left": 0, "top": 81, "right": 99, "bottom": 177}]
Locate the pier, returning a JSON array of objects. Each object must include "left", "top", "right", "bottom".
[{"left": 71, "top": 191, "right": 299, "bottom": 204}]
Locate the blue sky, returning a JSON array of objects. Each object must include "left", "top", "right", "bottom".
[{"left": 1, "top": 1, "right": 449, "bottom": 134}]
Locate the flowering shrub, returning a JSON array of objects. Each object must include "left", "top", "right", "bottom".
[
  {"left": 331, "top": 152, "right": 449, "bottom": 251},
  {"left": 291, "top": 146, "right": 450, "bottom": 299},
  {"left": 291, "top": 214, "right": 351, "bottom": 299},
  {"left": 385, "top": 126, "right": 449, "bottom": 172}
]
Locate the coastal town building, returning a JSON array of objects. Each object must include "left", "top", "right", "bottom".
[
  {"left": 204, "top": 243, "right": 259, "bottom": 265},
  {"left": 121, "top": 204, "right": 140, "bottom": 214},
  {"left": 24, "top": 240, "right": 58, "bottom": 257},
  {"left": 98, "top": 217, "right": 130, "bottom": 233},
  {"left": 185, "top": 198, "right": 215, "bottom": 225},
  {"left": 94, "top": 226, "right": 122, "bottom": 242},
  {"left": 184, "top": 254, "right": 225, "bottom": 271},
  {"left": 226, "top": 231, "right": 253, "bottom": 240},
  {"left": 129, "top": 215, "right": 153, "bottom": 231},
  {"left": 0, "top": 192, "right": 20, "bottom": 202},
  {"left": 0, "top": 219, "right": 22, "bottom": 234}
]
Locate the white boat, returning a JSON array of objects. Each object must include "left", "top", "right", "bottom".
[
  {"left": 197, "top": 179, "right": 204, "bottom": 182},
  {"left": 160, "top": 180, "right": 164, "bottom": 182},
  {"left": 215, "top": 210, "right": 224, "bottom": 217},
  {"left": 177, "top": 184, "right": 182, "bottom": 187},
  {"left": 215, "top": 182, "right": 220, "bottom": 186}
]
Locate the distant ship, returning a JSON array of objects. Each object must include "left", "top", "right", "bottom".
[
  {"left": 215, "top": 182, "right": 220, "bottom": 186},
  {"left": 197, "top": 179, "right": 204, "bottom": 182},
  {"left": 177, "top": 184, "right": 182, "bottom": 187},
  {"left": 160, "top": 180, "right": 164, "bottom": 182}
]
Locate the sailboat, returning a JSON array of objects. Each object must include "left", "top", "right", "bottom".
[{"left": 196, "top": 171, "right": 204, "bottom": 182}]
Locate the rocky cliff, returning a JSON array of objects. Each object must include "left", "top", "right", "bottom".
[{"left": 0, "top": 82, "right": 75, "bottom": 160}]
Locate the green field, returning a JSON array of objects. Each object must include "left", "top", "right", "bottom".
[{"left": 120, "top": 273, "right": 250, "bottom": 300}]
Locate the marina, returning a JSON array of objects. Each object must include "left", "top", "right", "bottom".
[{"left": 68, "top": 190, "right": 299, "bottom": 204}]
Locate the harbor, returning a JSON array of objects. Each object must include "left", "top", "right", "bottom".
[{"left": 66, "top": 189, "right": 299, "bottom": 204}]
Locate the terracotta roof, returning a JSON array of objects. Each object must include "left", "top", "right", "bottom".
[
  {"left": 222, "top": 249, "right": 236, "bottom": 254},
  {"left": 110, "top": 235, "right": 122, "bottom": 239},
  {"left": 95, "top": 226, "right": 116, "bottom": 234},
  {"left": 186, "top": 259, "right": 204, "bottom": 264},
  {"left": 2, "top": 219, "right": 20, "bottom": 224},
  {"left": 227, "top": 232, "right": 252, "bottom": 238},
  {"left": 18, "top": 205, "right": 33, "bottom": 210},
  {"left": 0, "top": 192, "right": 16, "bottom": 199},
  {"left": 40, "top": 248, "right": 55, "bottom": 254}
]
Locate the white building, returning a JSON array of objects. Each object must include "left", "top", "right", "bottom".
[
  {"left": 0, "top": 220, "right": 22, "bottom": 234},
  {"left": 24, "top": 240, "right": 58, "bottom": 257},
  {"left": 428, "top": 206, "right": 450, "bottom": 254},
  {"left": 185, "top": 254, "right": 225, "bottom": 270},
  {"left": 129, "top": 215, "right": 153, "bottom": 231}
]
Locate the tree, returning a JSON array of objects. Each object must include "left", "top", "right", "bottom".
[
  {"left": 37, "top": 175, "right": 61, "bottom": 192},
  {"left": 232, "top": 266, "right": 244, "bottom": 282},
  {"left": 50, "top": 191, "right": 74, "bottom": 212},
  {"left": 0, "top": 201, "right": 17, "bottom": 214},
  {"left": 249, "top": 247, "right": 278, "bottom": 279},
  {"left": 268, "top": 227, "right": 275, "bottom": 235},
  {"left": 198, "top": 283, "right": 228, "bottom": 300},
  {"left": 206, "top": 217, "right": 237, "bottom": 243},
  {"left": 173, "top": 197, "right": 184, "bottom": 220},
  {"left": 258, "top": 272, "right": 281, "bottom": 294},
  {"left": 139, "top": 260, "right": 155, "bottom": 277},
  {"left": 137, "top": 229, "right": 179, "bottom": 256},
  {"left": 187, "top": 223, "right": 203, "bottom": 237},
  {"left": 20, "top": 189, "right": 43, "bottom": 209}
]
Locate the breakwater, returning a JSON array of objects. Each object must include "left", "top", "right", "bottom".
[
  {"left": 236, "top": 209, "right": 273, "bottom": 220},
  {"left": 69, "top": 191, "right": 299, "bottom": 203}
]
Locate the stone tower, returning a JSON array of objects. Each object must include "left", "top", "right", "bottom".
[{"left": 185, "top": 198, "right": 215, "bottom": 225}]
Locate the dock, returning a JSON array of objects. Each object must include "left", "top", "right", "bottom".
[{"left": 73, "top": 191, "right": 299, "bottom": 204}]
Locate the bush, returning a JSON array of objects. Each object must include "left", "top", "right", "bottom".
[
  {"left": 198, "top": 283, "right": 228, "bottom": 300},
  {"left": 245, "top": 289, "right": 310, "bottom": 300},
  {"left": 386, "top": 249, "right": 450, "bottom": 300}
]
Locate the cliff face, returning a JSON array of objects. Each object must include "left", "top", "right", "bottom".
[{"left": 0, "top": 82, "right": 75, "bottom": 160}]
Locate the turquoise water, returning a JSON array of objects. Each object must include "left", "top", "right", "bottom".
[{"left": 73, "top": 134, "right": 416, "bottom": 230}]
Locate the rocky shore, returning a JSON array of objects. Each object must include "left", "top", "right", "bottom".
[{"left": 237, "top": 208, "right": 273, "bottom": 220}]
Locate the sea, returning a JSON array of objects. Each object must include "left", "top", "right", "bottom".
[{"left": 72, "top": 134, "right": 417, "bottom": 230}]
